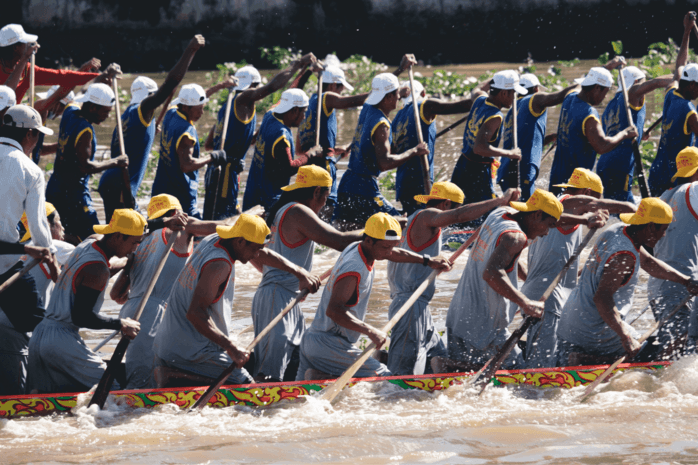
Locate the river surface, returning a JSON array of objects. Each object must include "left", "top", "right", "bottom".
[{"left": 2, "top": 61, "right": 692, "bottom": 464}]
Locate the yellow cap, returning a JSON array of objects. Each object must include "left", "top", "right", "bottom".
[
  {"left": 619, "top": 197, "right": 673, "bottom": 225},
  {"left": 510, "top": 189, "right": 564, "bottom": 220},
  {"left": 20, "top": 203, "right": 57, "bottom": 242},
  {"left": 93, "top": 209, "right": 147, "bottom": 236},
  {"left": 147, "top": 194, "right": 182, "bottom": 220},
  {"left": 216, "top": 213, "right": 271, "bottom": 244},
  {"left": 553, "top": 167, "right": 604, "bottom": 194},
  {"left": 672, "top": 147, "right": 698, "bottom": 182},
  {"left": 363, "top": 212, "right": 402, "bottom": 240},
  {"left": 414, "top": 181, "right": 465, "bottom": 204},
  {"left": 281, "top": 165, "right": 332, "bottom": 191}
]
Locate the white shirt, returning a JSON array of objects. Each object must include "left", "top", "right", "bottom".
[{"left": 0, "top": 137, "right": 55, "bottom": 275}]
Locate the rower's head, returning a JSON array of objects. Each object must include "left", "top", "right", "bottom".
[
  {"left": 620, "top": 197, "right": 673, "bottom": 248},
  {"left": 232, "top": 65, "right": 262, "bottom": 92},
  {"left": 616, "top": 67, "right": 646, "bottom": 94},
  {"left": 173, "top": 84, "right": 209, "bottom": 123},
  {"left": 679, "top": 64, "right": 698, "bottom": 100},
  {"left": 130, "top": 76, "right": 158, "bottom": 106},
  {"left": 673, "top": 147, "right": 698, "bottom": 185},
  {"left": 509, "top": 189, "right": 563, "bottom": 239},
  {"left": 399, "top": 79, "right": 426, "bottom": 107},
  {"left": 0, "top": 24, "right": 38, "bottom": 66},
  {"left": 323, "top": 66, "right": 354, "bottom": 95},
  {"left": 268, "top": 165, "right": 332, "bottom": 223},
  {"left": 489, "top": 70, "right": 528, "bottom": 109},
  {"left": 147, "top": 194, "right": 183, "bottom": 224},
  {"left": 576, "top": 67, "right": 613, "bottom": 106},
  {"left": 367, "top": 73, "right": 400, "bottom": 113},
  {"left": 360, "top": 213, "right": 402, "bottom": 261},
  {"left": 217, "top": 213, "right": 271, "bottom": 264},
  {"left": 273, "top": 89, "right": 309, "bottom": 127},
  {"left": 519, "top": 73, "right": 546, "bottom": 96},
  {"left": 0, "top": 85, "right": 16, "bottom": 121},
  {"left": 0, "top": 104, "right": 53, "bottom": 155},
  {"left": 414, "top": 181, "right": 464, "bottom": 211},
  {"left": 75, "top": 83, "right": 115, "bottom": 125},
  {"left": 19, "top": 203, "right": 63, "bottom": 242},
  {"left": 94, "top": 209, "right": 147, "bottom": 257},
  {"left": 37, "top": 85, "right": 74, "bottom": 120},
  {"left": 553, "top": 168, "right": 604, "bottom": 199}
]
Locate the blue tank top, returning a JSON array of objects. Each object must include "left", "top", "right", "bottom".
[
  {"left": 243, "top": 111, "right": 295, "bottom": 211},
  {"left": 451, "top": 96, "right": 503, "bottom": 180},
  {"left": 45, "top": 104, "right": 96, "bottom": 206},
  {"left": 392, "top": 101, "right": 436, "bottom": 201},
  {"left": 31, "top": 132, "right": 45, "bottom": 165},
  {"left": 596, "top": 93, "right": 646, "bottom": 177},
  {"left": 336, "top": 103, "right": 391, "bottom": 198},
  {"left": 99, "top": 103, "right": 156, "bottom": 199},
  {"left": 151, "top": 108, "right": 200, "bottom": 216},
  {"left": 213, "top": 93, "right": 256, "bottom": 162},
  {"left": 549, "top": 92, "right": 600, "bottom": 188}
]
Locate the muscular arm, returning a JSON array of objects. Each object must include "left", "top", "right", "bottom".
[
  {"left": 176, "top": 135, "right": 211, "bottom": 173},
  {"left": 236, "top": 58, "right": 310, "bottom": 113},
  {"left": 373, "top": 123, "right": 423, "bottom": 171},
  {"left": 585, "top": 117, "right": 634, "bottom": 155},
  {"left": 423, "top": 196, "right": 509, "bottom": 229},
  {"left": 109, "top": 253, "right": 134, "bottom": 304},
  {"left": 290, "top": 205, "right": 363, "bottom": 251},
  {"left": 324, "top": 91, "right": 370, "bottom": 110},
  {"left": 530, "top": 84, "right": 580, "bottom": 115},
  {"left": 482, "top": 231, "right": 530, "bottom": 309},
  {"left": 75, "top": 130, "right": 121, "bottom": 174},
  {"left": 421, "top": 97, "right": 474, "bottom": 121},
  {"left": 473, "top": 116, "right": 518, "bottom": 159},
  {"left": 674, "top": 14, "right": 694, "bottom": 83},
  {"left": 272, "top": 138, "right": 312, "bottom": 176},
  {"left": 560, "top": 195, "right": 636, "bottom": 216},
  {"left": 640, "top": 246, "right": 692, "bottom": 285},
  {"left": 628, "top": 75, "right": 673, "bottom": 104},
  {"left": 71, "top": 263, "right": 121, "bottom": 330},
  {"left": 249, "top": 248, "right": 320, "bottom": 293},
  {"left": 325, "top": 274, "right": 386, "bottom": 347}
]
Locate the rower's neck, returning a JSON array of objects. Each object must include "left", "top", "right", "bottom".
[
  {"left": 485, "top": 96, "right": 503, "bottom": 109},
  {"left": 358, "top": 243, "right": 376, "bottom": 268},
  {"left": 577, "top": 90, "right": 594, "bottom": 105},
  {"left": 624, "top": 226, "right": 644, "bottom": 251}
]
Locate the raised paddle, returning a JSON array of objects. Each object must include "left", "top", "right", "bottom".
[
  {"left": 208, "top": 90, "right": 234, "bottom": 220},
  {"left": 435, "top": 115, "right": 468, "bottom": 139},
  {"left": 618, "top": 64, "right": 651, "bottom": 198},
  {"left": 474, "top": 228, "right": 599, "bottom": 393},
  {"left": 29, "top": 53, "right": 35, "bottom": 107},
  {"left": 112, "top": 80, "right": 135, "bottom": 210},
  {"left": 315, "top": 70, "right": 323, "bottom": 147},
  {"left": 578, "top": 293, "right": 695, "bottom": 402},
  {"left": 0, "top": 259, "right": 39, "bottom": 295},
  {"left": 320, "top": 227, "right": 480, "bottom": 404},
  {"left": 408, "top": 66, "right": 432, "bottom": 195},
  {"left": 511, "top": 96, "right": 519, "bottom": 189},
  {"left": 644, "top": 114, "right": 662, "bottom": 139},
  {"left": 155, "top": 86, "right": 177, "bottom": 134},
  {"left": 191, "top": 267, "right": 334, "bottom": 410},
  {"left": 89, "top": 231, "right": 184, "bottom": 408},
  {"left": 541, "top": 141, "right": 556, "bottom": 163}
]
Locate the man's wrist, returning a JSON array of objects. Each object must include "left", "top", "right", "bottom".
[{"left": 422, "top": 254, "right": 430, "bottom": 266}]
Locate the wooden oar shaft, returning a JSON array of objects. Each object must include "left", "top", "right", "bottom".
[
  {"left": 512, "top": 96, "right": 519, "bottom": 189},
  {"left": 0, "top": 259, "right": 39, "bottom": 295},
  {"left": 408, "top": 67, "right": 431, "bottom": 195},
  {"left": 155, "top": 87, "right": 177, "bottom": 129},
  {"left": 315, "top": 74, "right": 323, "bottom": 147},
  {"left": 541, "top": 142, "right": 556, "bottom": 163},
  {"left": 112, "top": 80, "right": 134, "bottom": 209},
  {"left": 618, "top": 67, "right": 650, "bottom": 198},
  {"left": 30, "top": 54, "right": 35, "bottom": 108},
  {"left": 209, "top": 91, "right": 234, "bottom": 220},
  {"left": 435, "top": 115, "right": 468, "bottom": 139}
]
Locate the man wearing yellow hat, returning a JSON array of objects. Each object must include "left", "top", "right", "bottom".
[
  {"left": 557, "top": 197, "right": 698, "bottom": 366},
  {"left": 27, "top": 209, "right": 146, "bottom": 393},
  {"left": 386, "top": 182, "right": 519, "bottom": 376},
  {"left": 153, "top": 213, "right": 321, "bottom": 387},
  {"left": 296, "top": 212, "right": 450, "bottom": 380},
  {"left": 445, "top": 189, "right": 563, "bottom": 370}
]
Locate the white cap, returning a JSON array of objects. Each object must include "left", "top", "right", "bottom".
[
  {"left": 130, "top": 76, "right": 158, "bottom": 105},
  {"left": 324, "top": 54, "right": 341, "bottom": 68},
  {"left": 0, "top": 24, "right": 38, "bottom": 48},
  {"left": 74, "top": 83, "right": 116, "bottom": 107},
  {"left": 519, "top": 73, "right": 546, "bottom": 90},
  {"left": 616, "top": 66, "right": 646, "bottom": 92},
  {"left": 0, "top": 85, "right": 16, "bottom": 111},
  {"left": 322, "top": 66, "right": 354, "bottom": 92},
  {"left": 400, "top": 79, "right": 424, "bottom": 106},
  {"left": 3, "top": 105, "right": 53, "bottom": 135},
  {"left": 681, "top": 63, "right": 698, "bottom": 83},
  {"left": 491, "top": 70, "right": 528, "bottom": 95},
  {"left": 171, "top": 83, "right": 209, "bottom": 107},
  {"left": 366, "top": 73, "right": 400, "bottom": 105},
  {"left": 232, "top": 65, "right": 262, "bottom": 91},
  {"left": 272, "top": 89, "right": 309, "bottom": 114},
  {"left": 36, "top": 85, "right": 75, "bottom": 105},
  {"left": 574, "top": 67, "right": 613, "bottom": 87}
]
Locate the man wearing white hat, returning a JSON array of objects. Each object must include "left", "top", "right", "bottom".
[
  {"left": 549, "top": 60, "right": 637, "bottom": 195},
  {"left": 45, "top": 80, "right": 128, "bottom": 243},
  {"left": 0, "top": 85, "right": 16, "bottom": 121},
  {"left": 99, "top": 35, "right": 206, "bottom": 222},
  {"left": 203, "top": 53, "right": 317, "bottom": 220},
  {"left": 29, "top": 85, "right": 75, "bottom": 165}
]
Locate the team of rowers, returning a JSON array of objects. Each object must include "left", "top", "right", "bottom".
[{"left": 1, "top": 12, "right": 698, "bottom": 396}]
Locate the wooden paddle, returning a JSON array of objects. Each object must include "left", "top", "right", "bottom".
[
  {"left": 617, "top": 65, "right": 651, "bottom": 198},
  {"left": 320, "top": 227, "right": 480, "bottom": 404},
  {"left": 315, "top": 72, "right": 323, "bottom": 147},
  {"left": 408, "top": 66, "right": 432, "bottom": 195},
  {"left": 155, "top": 86, "right": 177, "bottom": 132},
  {"left": 29, "top": 54, "right": 35, "bottom": 107},
  {"left": 192, "top": 267, "right": 333, "bottom": 410},
  {"left": 474, "top": 228, "right": 598, "bottom": 393},
  {"left": 0, "top": 259, "right": 39, "bottom": 295},
  {"left": 208, "top": 90, "right": 235, "bottom": 220},
  {"left": 112, "top": 80, "right": 135, "bottom": 210},
  {"left": 511, "top": 96, "right": 519, "bottom": 189},
  {"left": 541, "top": 142, "right": 556, "bottom": 163},
  {"left": 89, "top": 231, "right": 184, "bottom": 408},
  {"left": 435, "top": 115, "right": 468, "bottom": 139},
  {"left": 579, "top": 293, "right": 694, "bottom": 402}
]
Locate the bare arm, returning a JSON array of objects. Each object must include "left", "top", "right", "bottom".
[
  {"left": 640, "top": 246, "right": 692, "bottom": 285},
  {"left": 530, "top": 84, "right": 580, "bottom": 115},
  {"left": 628, "top": 75, "right": 674, "bottom": 103},
  {"left": 290, "top": 205, "right": 363, "bottom": 251},
  {"left": 4, "top": 44, "right": 37, "bottom": 91},
  {"left": 473, "top": 116, "right": 520, "bottom": 160},
  {"left": 585, "top": 117, "right": 636, "bottom": 155},
  {"left": 75, "top": 129, "right": 127, "bottom": 174},
  {"left": 176, "top": 135, "right": 211, "bottom": 173},
  {"left": 560, "top": 195, "right": 637, "bottom": 216},
  {"left": 386, "top": 247, "right": 451, "bottom": 271},
  {"left": 249, "top": 248, "right": 320, "bottom": 293},
  {"left": 674, "top": 13, "right": 696, "bottom": 83},
  {"left": 324, "top": 91, "right": 370, "bottom": 110},
  {"left": 423, "top": 190, "right": 518, "bottom": 229},
  {"left": 373, "top": 123, "right": 428, "bottom": 171},
  {"left": 109, "top": 253, "right": 134, "bottom": 304}
]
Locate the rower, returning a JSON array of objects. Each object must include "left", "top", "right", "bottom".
[
  {"left": 0, "top": 85, "right": 15, "bottom": 120},
  {"left": 241, "top": 89, "right": 324, "bottom": 212},
  {"left": 497, "top": 74, "right": 579, "bottom": 201},
  {"left": 548, "top": 61, "right": 637, "bottom": 195},
  {"left": 98, "top": 35, "right": 206, "bottom": 222},
  {"left": 251, "top": 165, "right": 363, "bottom": 382},
  {"left": 204, "top": 53, "right": 317, "bottom": 219},
  {"left": 31, "top": 85, "right": 75, "bottom": 165},
  {"left": 522, "top": 168, "right": 636, "bottom": 368},
  {"left": 45, "top": 79, "right": 127, "bottom": 244},
  {"left": 153, "top": 214, "right": 321, "bottom": 387},
  {"left": 26, "top": 209, "right": 144, "bottom": 393},
  {"left": 556, "top": 197, "right": 698, "bottom": 366},
  {"left": 649, "top": 12, "right": 698, "bottom": 196},
  {"left": 151, "top": 84, "right": 229, "bottom": 219},
  {"left": 445, "top": 189, "right": 562, "bottom": 370},
  {"left": 386, "top": 182, "right": 520, "bottom": 376},
  {"left": 296, "top": 213, "right": 450, "bottom": 381},
  {"left": 596, "top": 67, "right": 672, "bottom": 201}
]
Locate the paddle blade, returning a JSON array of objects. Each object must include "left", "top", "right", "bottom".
[
  {"left": 192, "top": 364, "right": 235, "bottom": 410},
  {"left": 320, "top": 342, "right": 377, "bottom": 403},
  {"left": 88, "top": 336, "right": 131, "bottom": 408}
]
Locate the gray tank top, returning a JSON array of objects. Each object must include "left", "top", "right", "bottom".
[
  {"left": 308, "top": 242, "right": 374, "bottom": 343},
  {"left": 43, "top": 238, "right": 108, "bottom": 330},
  {"left": 557, "top": 223, "right": 641, "bottom": 352},
  {"left": 259, "top": 202, "right": 314, "bottom": 292},
  {"left": 154, "top": 234, "right": 236, "bottom": 362},
  {"left": 25, "top": 240, "right": 75, "bottom": 308},
  {"left": 445, "top": 207, "right": 527, "bottom": 349},
  {"left": 387, "top": 210, "right": 441, "bottom": 302}
]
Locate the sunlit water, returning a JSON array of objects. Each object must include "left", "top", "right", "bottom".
[{"left": 2, "top": 62, "right": 683, "bottom": 464}]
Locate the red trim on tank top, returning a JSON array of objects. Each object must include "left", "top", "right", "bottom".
[
  {"left": 556, "top": 195, "right": 580, "bottom": 234},
  {"left": 201, "top": 257, "right": 232, "bottom": 304},
  {"left": 163, "top": 228, "right": 193, "bottom": 258},
  {"left": 91, "top": 242, "right": 108, "bottom": 261},
  {"left": 39, "top": 262, "right": 51, "bottom": 279},
  {"left": 495, "top": 229, "right": 527, "bottom": 273},
  {"left": 71, "top": 261, "right": 107, "bottom": 294},
  {"left": 335, "top": 271, "right": 361, "bottom": 307},
  {"left": 357, "top": 244, "right": 374, "bottom": 271},
  {"left": 502, "top": 213, "right": 516, "bottom": 222},
  {"left": 214, "top": 239, "right": 235, "bottom": 262},
  {"left": 406, "top": 211, "right": 441, "bottom": 252},
  {"left": 278, "top": 203, "right": 309, "bottom": 249},
  {"left": 686, "top": 185, "right": 698, "bottom": 221},
  {"left": 605, "top": 250, "right": 637, "bottom": 287},
  {"left": 622, "top": 226, "right": 640, "bottom": 252}
]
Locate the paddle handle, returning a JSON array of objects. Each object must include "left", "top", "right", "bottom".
[
  {"left": 315, "top": 74, "right": 323, "bottom": 147},
  {"left": 209, "top": 92, "right": 234, "bottom": 220},
  {"left": 155, "top": 87, "right": 176, "bottom": 129},
  {"left": 0, "top": 259, "right": 39, "bottom": 295},
  {"left": 435, "top": 114, "right": 468, "bottom": 139},
  {"left": 618, "top": 66, "right": 650, "bottom": 198},
  {"left": 541, "top": 142, "right": 556, "bottom": 163},
  {"left": 112, "top": 80, "right": 134, "bottom": 209},
  {"left": 511, "top": 96, "right": 519, "bottom": 189},
  {"left": 220, "top": 91, "right": 234, "bottom": 150},
  {"left": 92, "top": 329, "right": 119, "bottom": 352},
  {"left": 30, "top": 54, "right": 35, "bottom": 107},
  {"left": 408, "top": 66, "right": 431, "bottom": 195}
]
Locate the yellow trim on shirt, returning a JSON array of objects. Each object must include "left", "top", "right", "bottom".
[
  {"left": 581, "top": 114, "right": 600, "bottom": 137},
  {"left": 482, "top": 114, "right": 503, "bottom": 142},
  {"left": 271, "top": 135, "right": 290, "bottom": 158},
  {"left": 684, "top": 110, "right": 697, "bottom": 135},
  {"left": 484, "top": 100, "right": 499, "bottom": 109},
  {"left": 370, "top": 120, "right": 390, "bottom": 145},
  {"left": 565, "top": 89, "right": 579, "bottom": 97},
  {"left": 221, "top": 163, "right": 231, "bottom": 199},
  {"left": 176, "top": 132, "right": 196, "bottom": 151},
  {"left": 322, "top": 94, "right": 334, "bottom": 118},
  {"left": 66, "top": 103, "right": 80, "bottom": 110},
  {"left": 176, "top": 110, "right": 193, "bottom": 124},
  {"left": 137, "top": 104, "right": 152, "bottom": 127},
  {"left": 419, "top": 101, "right": 436, "bottom": 125},
  {"left": 629, "top": 96, "right": 645, "bottom": 112},
  {"left": 528, "top": 94, "right": 545, "bottom": 118},
  {"left": 234, "top": 96, "right": 255, "bottom": 124},
  {"left": 74, "top": 127, "right": 93, "bottom": 147}
]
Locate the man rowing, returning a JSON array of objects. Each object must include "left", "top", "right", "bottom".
[
  {"left": 0, "top": 86, "right": 15, "bottom": 120},
  {"left": 296, "top": 213, "right": 450, "bottom": 381},
  {"left": 153, "top": 214, "right": 321, "bottom": 387},
  {"left": 31, "top": 85, "right": 75, "bottom": 165},
  {"left": 386, "top": 182, "right": 519, "bottom": 376},
  {"left": 557, "top": 197, "right": 698, "bottom": 366}
]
